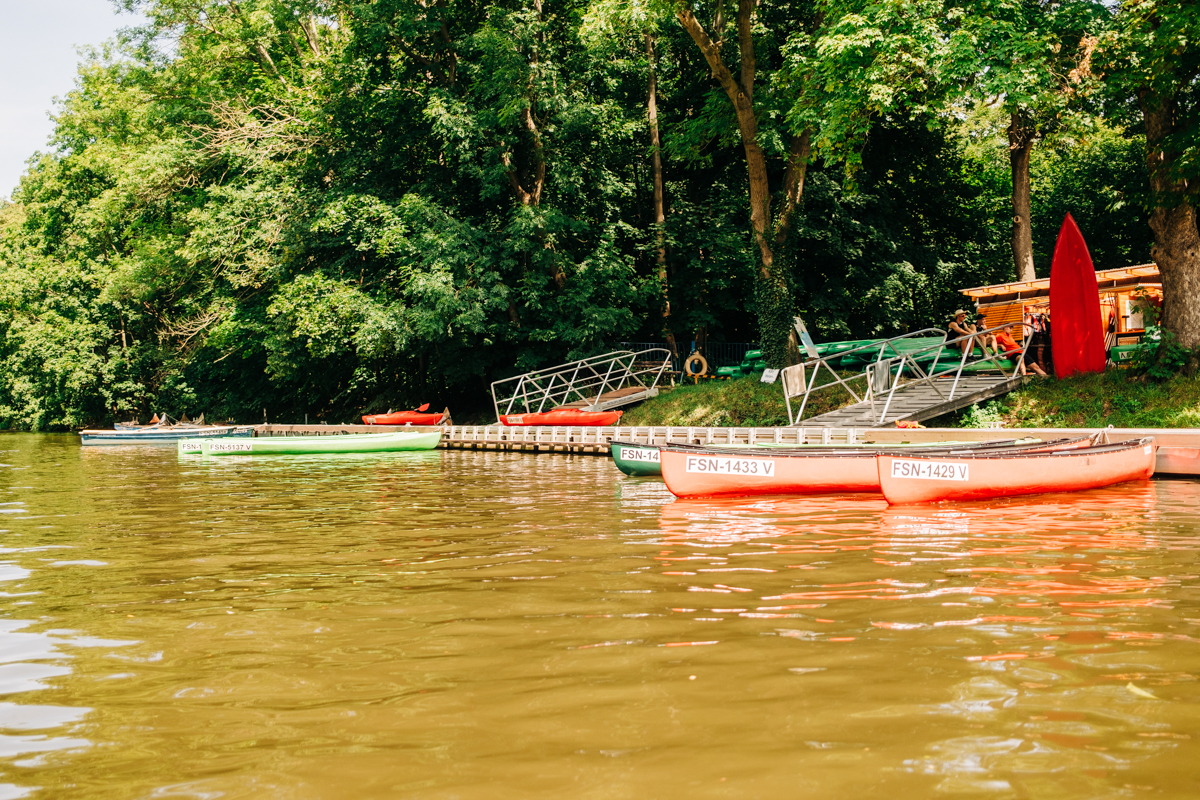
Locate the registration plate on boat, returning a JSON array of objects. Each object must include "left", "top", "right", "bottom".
[
  {"left": 208, "top": 441, "right": 254, "bottom": 453},
  {"left": 623, "top": 448, "right": 659, "bottom": 463},
  {"left": 685, "top": 456, "right": 775, "bottom": 477},
  {"left": 890, "top": 459, "right": 969, "bottom": 481}
]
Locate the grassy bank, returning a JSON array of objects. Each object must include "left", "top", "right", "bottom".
[
  {"left": 945, "top": 372, "right": 1200, "bottom": 429},
  {"left": 620, "top": 375, "right": 858, "bottom": 427}
]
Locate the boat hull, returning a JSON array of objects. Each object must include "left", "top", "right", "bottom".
[
  {"left": 661, "top": 448, "right": 879, "bottom": 497},
  {"left": 659, "top": 437, "right": 1092, "bottom": 498},
  {"left": 500, "top": 409, "right": 622, "bottom": 426},
  {"left": 612, "top": 439, "right": 989, "bottom": 478},
  {"left": 82, "top": 426, "right": 254, "bottom": 445},
  {"left": 611, "top": 441, "right": 663, "bottom": 476},
  {"left": 189, "top": 431, "right": 442, "bottom": 456},
  {"left": 1050, "top": 213, "right": 1106, "bottom": 377},
  {"left": 877, "top": 438, "right": 1156, "bottom": 504}
]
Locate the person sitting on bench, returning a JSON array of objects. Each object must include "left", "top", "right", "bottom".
[
  {"left": 994, "top": 324, "right": 1046, "bottom": 376},
  {"left": 948, "top": 310, "right": 981, "bottom": 355}
]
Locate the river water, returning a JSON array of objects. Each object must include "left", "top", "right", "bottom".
[{"left": 0, "top": 433, "right": 1198, "bottom": 798}]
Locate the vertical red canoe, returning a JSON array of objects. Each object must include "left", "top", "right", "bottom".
[{"left": 1049, "top": 213, "right": 1106, "bottom": 377}]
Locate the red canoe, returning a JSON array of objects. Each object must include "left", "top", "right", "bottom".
[
  {"left": 499, "top": 409, "right": 623, "bottom": 426},
  {"left": 660, "top": 437, "right": 1094, "bottom": 498},
  {"left": 1050, "top": 213, "right": 1106, "bottom": 377},
  {"left": 363, "top": 407, "right": 448, "bottom": 425},
  {"left": 877, "top": 438, "right": 1156, "bottom": 505}
]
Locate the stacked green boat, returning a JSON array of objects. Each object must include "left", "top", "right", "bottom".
[
  {"left": 179, "top": 430, "right": 442, "bottom": 456},
  {"left": 714, "top": 349, "right": 766, "bottom": 378}
]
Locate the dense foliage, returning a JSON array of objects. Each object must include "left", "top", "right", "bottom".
[{"left": 0, "top": 0, "right": 1179, "bottom": 429}]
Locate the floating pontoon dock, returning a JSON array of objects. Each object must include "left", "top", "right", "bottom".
[{"left": 252, "top": 423, "right": 1200, "bottom": 476}]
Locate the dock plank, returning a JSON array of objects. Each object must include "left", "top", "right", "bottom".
[{"left": 802, "top": 374, "right": 1028, "bottom": 428}]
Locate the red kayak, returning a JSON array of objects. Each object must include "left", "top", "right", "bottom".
[
  {"left": 660, "top": 437, "right": 1094, "bottom": 498},
  {"left": 877, "top": 438, "right": 1156, "bottom": 505},
  {"left": 362, "top": 405, "right": 449, "bottom": 425},
  {"left": 1050, "top": 213, "right": 1106, "bottom": 377},
  {"left": 499, "top": 409, "right": 623, "bottom": 426}
]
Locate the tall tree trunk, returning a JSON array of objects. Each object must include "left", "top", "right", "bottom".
[
  {"left": 676, "top": 4, "right": 772, "bottom": 273},
  {"left": 646, "top": 33, "right": 674, "bottom": 355},
  {"left": 676, "top": 1, "right": 799, "bottom": 367},
  {"left": 1008, "top": 114, "right": 1036, "bottom": 282},
  {"left": 1141, "top": 92, "right": 1200, "bottom": 351}
]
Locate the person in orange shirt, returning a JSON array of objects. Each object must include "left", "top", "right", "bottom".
[{"left": 994, "top": 324, "right": 1046, "bottom": 376}]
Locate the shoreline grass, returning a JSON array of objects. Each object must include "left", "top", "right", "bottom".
[
  {"left": 620, "top": 374, "right": 859, "bottom": 427},
  {"left": 942, "top": 371, "right": 1200, "bottom": 429}
]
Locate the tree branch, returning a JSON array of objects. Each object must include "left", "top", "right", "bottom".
[
  {"left": 774, "top": 129, "right": 811, "bottom": 249},
  {"left": 675, "top": 7, "right": 744, "bottom": 110}
]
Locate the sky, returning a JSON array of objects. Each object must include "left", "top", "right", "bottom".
[{"left": 0, "top": 0, "right": 142, "bottom": 199}]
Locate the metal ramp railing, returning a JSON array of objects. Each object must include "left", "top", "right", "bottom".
[
  {"left": 491, "top": 349, "right": 673, "bottom": 420},
  {"left": 781, "top": 323, "right": 1032, "bottom": 427}
]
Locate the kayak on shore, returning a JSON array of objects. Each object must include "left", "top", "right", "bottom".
[
  {"left": 659, "top": 437, "right": 1093, "bottom": 498},
  {"left": 362, "top": 406, "right": 449, "bottom": 425},
  {"left": 181, "top": 430, "right": 442, "bottom": 456},
  {"left": 499, "top": 409, "right": 623, "bottom": 426},
  {"left": 877, "top": 437, "right": 1155, "bottom": 504}
]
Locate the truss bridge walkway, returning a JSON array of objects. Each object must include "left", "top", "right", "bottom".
[
  {"left": 782, "top": 325, "right": 1034, "bottom": 428},
  {"left": 491, "top": 349, "right": 673, "bottom": 419}
]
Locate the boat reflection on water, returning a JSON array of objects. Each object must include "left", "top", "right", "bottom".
[
  {"left": 653, "top": 483, "right": 1197, "bottom": 794},
  {"left": 656, "top": 492, "right": 887, "bottom": 547}
]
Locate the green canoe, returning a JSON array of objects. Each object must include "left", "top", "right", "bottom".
[
  {"left": 181, "top": 430, "right": 442, "bottom": 456},
  {"left": 611, "top": 441, "right": 665, "bottom": 476},
  {"left": 609, "top": 438, "right": 1035, "bottom": 477}
]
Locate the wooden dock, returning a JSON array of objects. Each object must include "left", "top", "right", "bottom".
[
  {"left": 254, "top": 423, "right": 1200, "bottom": 476},
  {"left": 803, "top": 374, "right": 1029, "bottom": 427}
]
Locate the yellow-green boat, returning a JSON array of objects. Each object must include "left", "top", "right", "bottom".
[{"left": 180, "top": 430, "right": 442, "bottom": 456}]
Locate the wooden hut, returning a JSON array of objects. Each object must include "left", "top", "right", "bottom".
[{"left": 959, "top": 264, "right": 1161, "bottom": 363}]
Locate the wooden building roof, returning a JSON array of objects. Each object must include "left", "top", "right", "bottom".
[{"left": 959, "top": 264, "right": 1160, "bottom": 307}]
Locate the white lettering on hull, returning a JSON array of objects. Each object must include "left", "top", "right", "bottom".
[
  {"left": 684, "top": 456, "right": 776, "bottom": 477},
  {"left": 208, "top": 442, "right": 254, "bottom": 453},
  {"left": 890, "top": 459, "right": 969, "bottom": 481},
  {"left": 621, "top": 447, "right": 660, "bottom": 463}
]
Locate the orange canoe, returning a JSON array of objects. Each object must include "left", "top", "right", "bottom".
[
  {"left": 499, "top": 409, "right": 622, "bottom": 426},
  {"left": 363, "top": 407, "right": 448, "bottom": 425},
  {"left": 661, "top": 447, "right": 878, "bottom": 498},
  {"left": 877, "top": 438, "right": 1156, "bottom": 505},
  {"left": 660, "top": 437, "right": 1095, "bottom": 499}
]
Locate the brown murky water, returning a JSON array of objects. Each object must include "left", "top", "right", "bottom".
[{"left": 1, "top": 433, "right": 1199, "bottom": 798}]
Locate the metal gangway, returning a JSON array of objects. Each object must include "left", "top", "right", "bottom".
[
  {"left": 491, "top": 349, "right": 673, "bottom": 420},
  {"left": 780, "top": 324, "right": 1033, "bottom": 428}
]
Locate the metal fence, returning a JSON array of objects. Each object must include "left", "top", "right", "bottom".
[{"left": 617, "top": 341, "right": 758, "bottom": 372}]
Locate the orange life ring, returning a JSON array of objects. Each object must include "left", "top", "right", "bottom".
[{"left": 684, "top": 353, "right": 708, "bottom": 376}]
